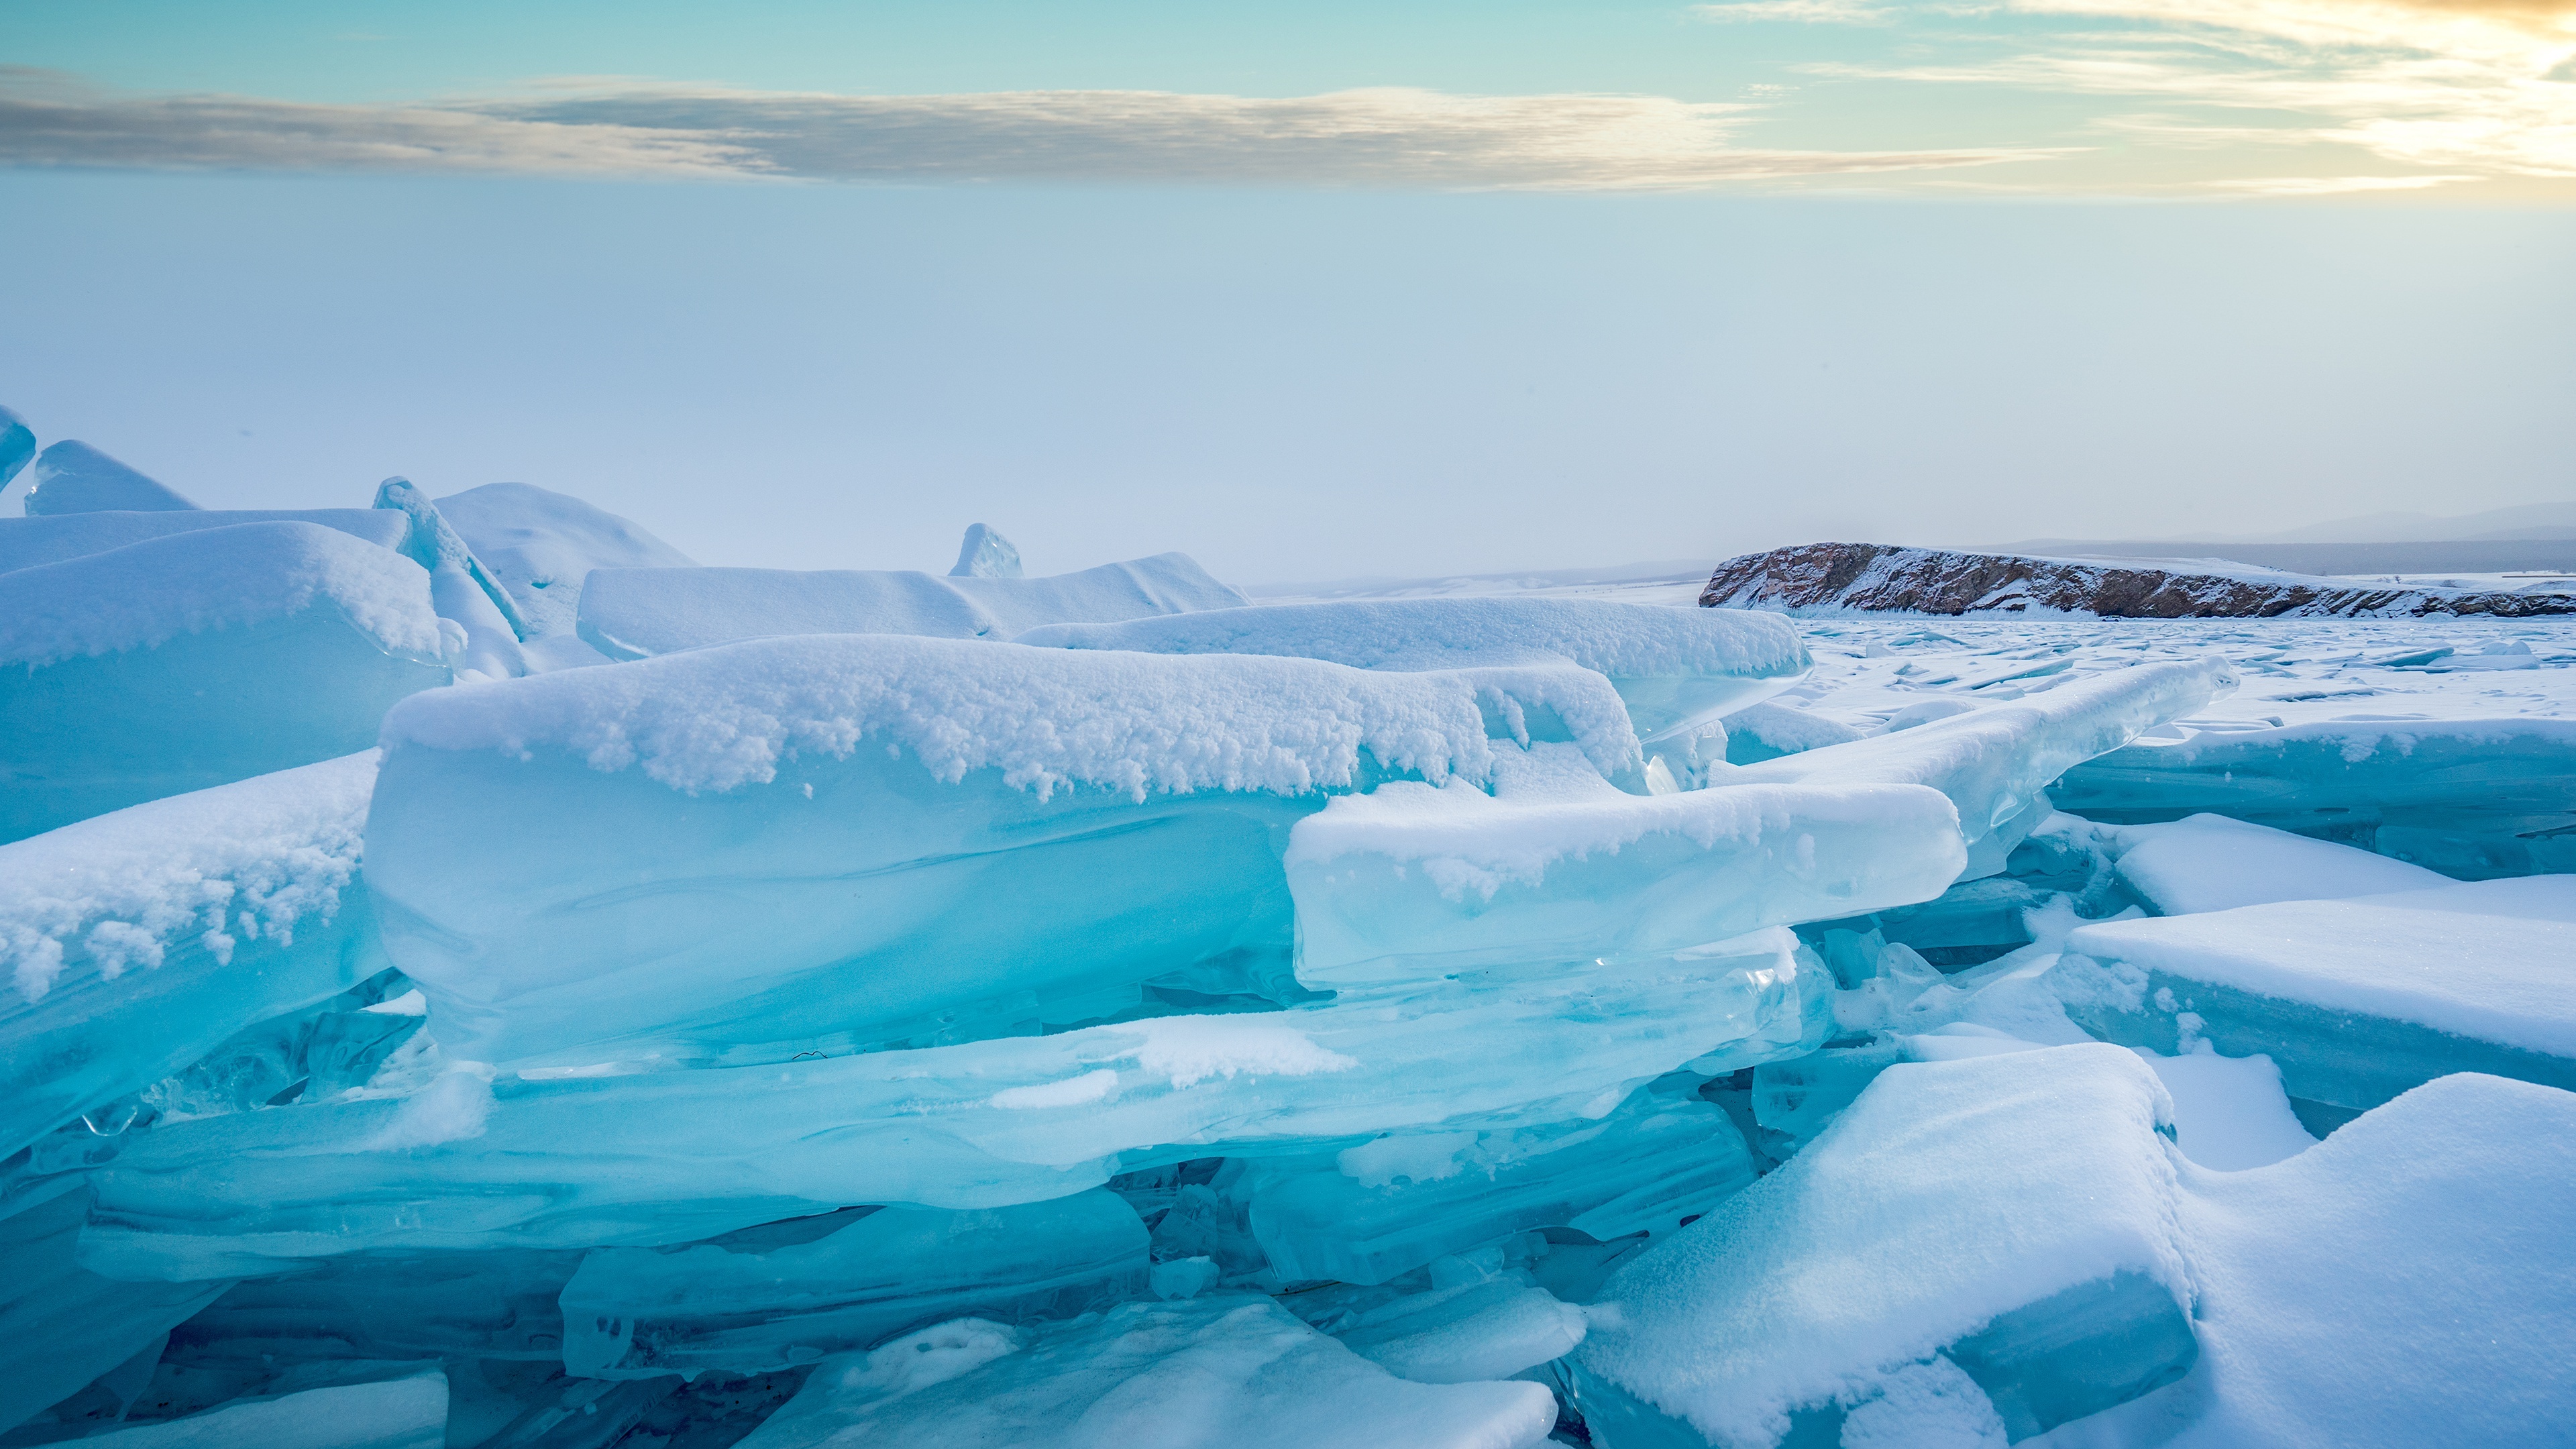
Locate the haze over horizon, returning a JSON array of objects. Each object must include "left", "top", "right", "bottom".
[{"left": 4, "top": 0, "right": 2571, "bottom": 583}]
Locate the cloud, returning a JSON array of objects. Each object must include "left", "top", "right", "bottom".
[
  {"left": 1809, "top": 0, "right": 2576, "bottom": 184},
  {"left": 1695, "top": 0, "right": 1900, "bottom": 25},
  {"left": 0, "top": 71, "right": 2043, "bottom": 189},
  {"left": 2204, "top": 172, "right": 2481, "bottom": 192},
  {"left": 0, "top": 68, "right": 758, "bottom": 178}
]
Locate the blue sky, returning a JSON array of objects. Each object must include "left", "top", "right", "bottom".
[{"left": 2, "top": 3, "right": 2571, "bottom": 580}]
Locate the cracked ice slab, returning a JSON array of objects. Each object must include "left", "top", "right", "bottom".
[
  {"left": 574, "top": 552, "right": 1246, "bottom": 659},
  {"left": 1242, "top": 1078, "right": 1759, "bottom": 1287},
  {"left": 2053, "top": 715, "right": 2576, "bottom": 879},
  {"left": 366, "top": 634, "right": 1642, "bottom": 1069},
  {"left": 2052, "top": 877, "right": 2576, "bottom": 1114},
  {"left": 1286, "top": 751, "right": 1964, "bottom": 987},
  {"left": 0, "top": 523, "right": 450, "bottom": 841},
  {"left": 559, "top": 1190, "right": 1149, "bottom": 1380},
  {"left": 81, "top": 932, "right": 1831, "bottom": 1279},
  {"left": 1572, "top": 1044, "right": 2197, "bottom": 1448},
  {"left": 1723, "top": 658, "right": 2239, "bottom": 879},
  {"left": 1016, "top": 598, "right": 1809, "bottom": 745},
  {"left": 0, "top": 753, "right": 390, "bottom": 1160},
  {"left": 2106, "top": 812, "right": 2448, "bottom": 916}
]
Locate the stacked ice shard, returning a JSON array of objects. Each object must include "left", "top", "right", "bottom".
[{"left": 3, "top": 421, "right": 2572, "bottom": 1448}]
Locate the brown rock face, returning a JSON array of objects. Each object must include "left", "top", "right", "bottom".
[{"left": 1699, "top": 543, "right": 2576, "bottom": 619}]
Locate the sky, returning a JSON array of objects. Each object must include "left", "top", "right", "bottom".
[{"left": 2, "top": 1, "right": 2571, "bottom": 582}]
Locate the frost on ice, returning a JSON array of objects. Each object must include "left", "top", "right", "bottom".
[{"left": 2, "top": 419, "right": 2572, "bottom": 1449}]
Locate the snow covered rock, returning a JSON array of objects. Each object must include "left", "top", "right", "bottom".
[
  {"left": 731, "top": 1299, "right": 1558, "bottom": 1449},
  {"left": 2052, "top": 876, "right": 2576, "bottom": 1119},
  {"left": 0, "top": 523, "right": 449, "bottom": 842},
  {"left": 1700, "top": 542, "right": 2576, "bottom": 619},
  {"left": 576, "top": 553, "right": 1246, "bottom": 657},
  {"left": 435, "top": 481, "right": 696, "bottom": 641},
  {"left": 1572, "top": 1044, "right": 2198, "bottom": 1447},
  {"left": 23, "top": 441, "right": 200, "bottom": 515}
]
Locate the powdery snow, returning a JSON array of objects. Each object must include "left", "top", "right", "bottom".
[
  {"left": 0, "top": 751, "right": 378, "bottom": 1003},
  {"left": 2108, "top": 814, "right": 2449, "bottom": 914},
  {"left": 0, "top": 521, "right": 446, "bottom": 669},
  {"left": 577, "top": 553, "right": 1247, "bottom": 657},
  {"left": 1020, "top": 597, "right": 1808, "bottom": 689},
  {"left": 0, "top": 510, "right": 411, "bottom": 576},
  {"left": 380, "top": 632, "right": 1640, "bottom": 797},
  {"left": 2041, "top": 1074, "right": 2576, "bottom": 1449}
]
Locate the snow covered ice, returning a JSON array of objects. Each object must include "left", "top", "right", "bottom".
[{"left": 2, "top": 424, "right": 2571, "bottom": 1449}]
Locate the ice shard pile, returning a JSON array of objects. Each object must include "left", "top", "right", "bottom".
[{"left": 3, "top": 420, "right": 2571, "bottom": 1448}]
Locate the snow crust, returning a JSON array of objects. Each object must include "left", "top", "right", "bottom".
[
  {"left": 735, "top": 1298, "right": 1558, "bottom": 1449},
  {"left": 2061, "top": 877, "right": 2576, "bottom": 1059},
  {"left": 1729, "top": 658, "right": 2237, "bottom": 861},
  {"left": 1020, "top": 598, "right": 1808, "bottom": 741},
  {"left": 380, "top": 631, "right": 1630, "bottom": 796},
  {"left": 2045, "top": 1074, "right": 2576, "bottom": 1449},
  {"left": 23, "top": 440, "right": 200, "bottom": 515},
  {"left": 576, "top": 553, "right": 1246, "bottom": 657},
  {"left": 1578, "top": 1044, "right": 2189, "bottom": 1448},
  {"left": 1288, "top": 769, "right": 1964, "bottom": 983},
  {"left": 69, "top": 1369, "right": 447, "bottom": 1449},
  {"left": 0, "top": 521, "right": 446, "bottom": 669},
  {"left": 2108, "top": 812, "right": 2448, "bottom": 914},
  {"left": 0, "top": 510, "right": 411, "bottom": 576}
]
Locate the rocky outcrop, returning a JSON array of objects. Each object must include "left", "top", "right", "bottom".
[{"left": 1699, "top": 543, "right": 2576, "bottom": 619}]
